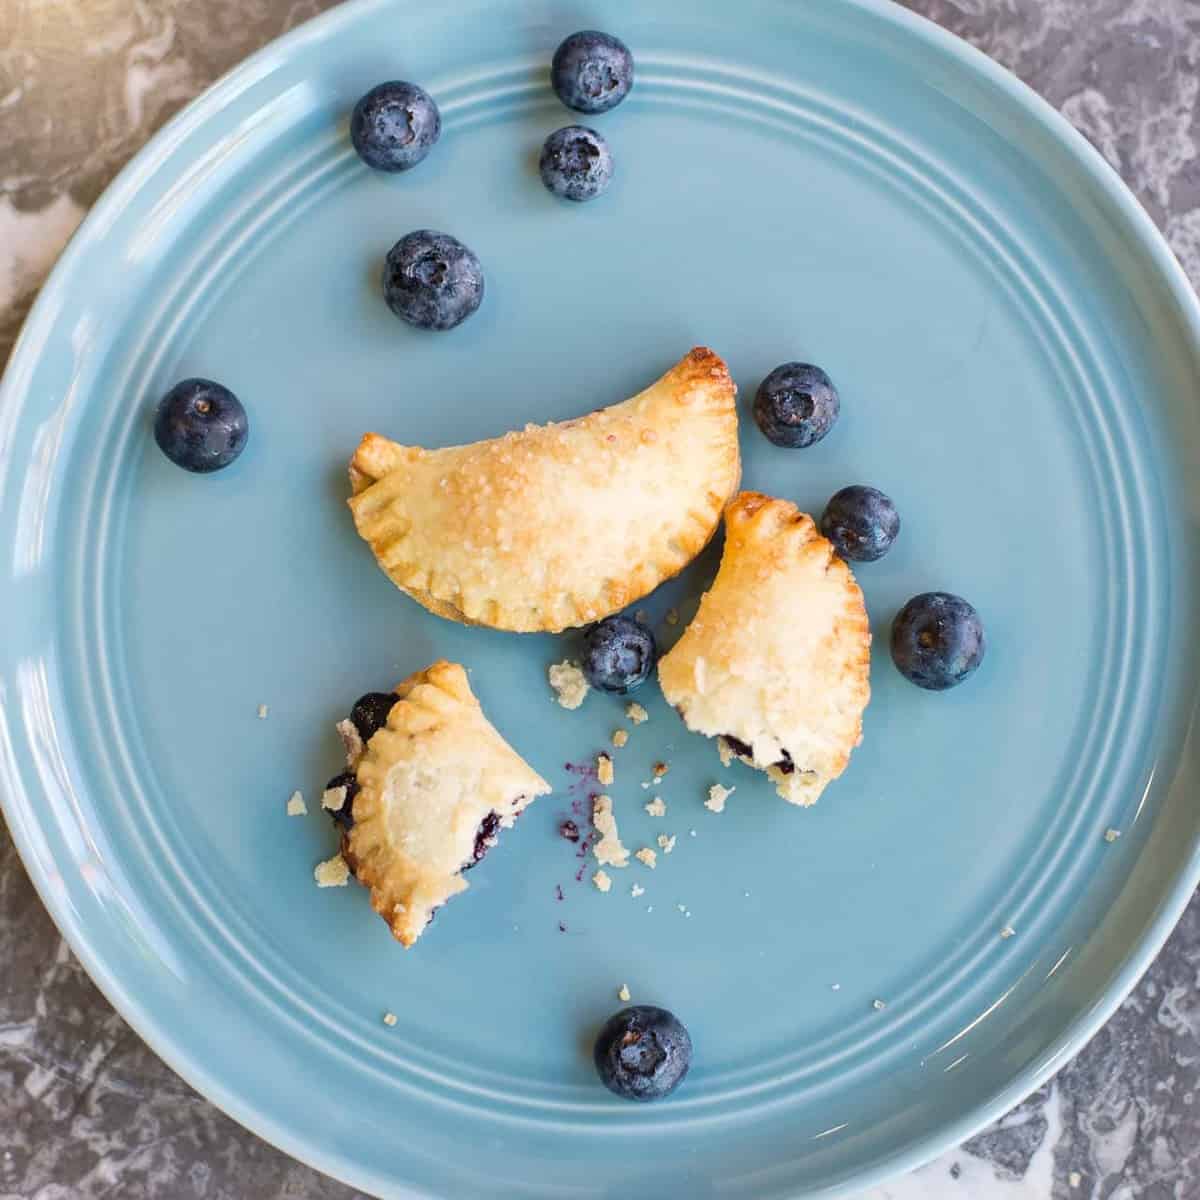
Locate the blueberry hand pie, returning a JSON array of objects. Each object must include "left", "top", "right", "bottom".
[
  {"left": 334, "top": 660, "right": 550, "bottom": 946},
  {"left": 658, "top": 493, "right": 870, "bottom": 806},
  {"left": 347, "top": 347, "right": 740, "bottom": 632}
]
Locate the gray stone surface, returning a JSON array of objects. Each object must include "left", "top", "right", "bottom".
[{"left": 1, "top": 1, "right": 1198, "bottom": 1196}]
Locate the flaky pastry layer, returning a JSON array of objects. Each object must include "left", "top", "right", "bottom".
[{"left": 348, "top": 661, "right": 550, "bottom": 946}]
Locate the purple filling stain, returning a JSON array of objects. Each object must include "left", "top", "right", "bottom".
[{"left": 564, "top": 759, "right": 599, "bottom": 783}]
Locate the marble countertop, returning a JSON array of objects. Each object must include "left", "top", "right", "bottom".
[{"left": 2, "top": 1, "right": 1199, "bottom": 1196}]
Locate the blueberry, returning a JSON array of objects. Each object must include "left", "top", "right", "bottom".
[
  {"left": 324, "top": 771, "right": 359, "bottom": 831},
  {"left": 820, "top": 486, "right": 900, "bottom": 562},
  {"left": 153, "top": 379, "right": 248, "bottom": 474},
  {"left": 891, "top": 592, "right": 986, "bottom": 691},
  {"left": 350, "top": 81, "right": 440, "bottom": 172},
  {"left": 382, "top": 230, "right": 484, "bottom": 331},
  {"left": 582, "top": 616, "right": 656, "bottom": 693},
  {"left": 593, "top": 1006, "right": 692, "bottom": 1101},
  {"left": 539, "top": 126, "right": 613, "bottom": 202},
  {"left": 350, "top": 692, "right": 395, "bottom": 743},
  {"left": 551, "top": 31, "right": 633, "bottom": 114},
  {"left": 753, "top": 362, "right": 839, "bottom": 448}
]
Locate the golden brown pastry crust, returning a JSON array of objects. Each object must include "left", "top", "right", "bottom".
[
  {"left": 658, "top": 492, "right": 871, "bottom": 806},
  {"left": 347, "top": 661, "right": 550, "bottom": 946},
  {"left": 347, "top": 348, "right": 740, "bottom": 633}
]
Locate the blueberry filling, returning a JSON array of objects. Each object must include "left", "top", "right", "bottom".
[
  {"left": 466, "top": 811, "right": 501, "bottom": 870},
  {"left": 464, "top": 798, "right": 528, "bottom": 870},
  {"left": 339, "top": 831, "right": 358, "bottom": 877},
  {"left": 723, "top": 735, "right": 796, "bottom": 775},
  {"left": 324, "top": 771, "right": 359, "bottom": 831},
  {"left": 560, "top": 819, "right": 581, "bottom": 842},
  {"left": 722, "top": 734, "right": 754, "bottom": 759},
  {"left": 350, "top": 692, "right": 396, "bottom": 743}
]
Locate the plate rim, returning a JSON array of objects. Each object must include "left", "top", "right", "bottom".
[{"left": 3, "top": 0, "right": 1200, "bottom": 1195}]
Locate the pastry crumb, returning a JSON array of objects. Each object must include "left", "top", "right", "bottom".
[
  {"left": 872, "top": 998, "right": 887, "bottom": 1011},
  {"left": 382, "top": 1012, "right": 398, "bottom": 1027},
  {"left": 717, "top": 737, "right": 734, "bottom": 767},
  {"left": 634, "top": 609, "right": 649, "bottom": 625},
  {"left": 689, "top": 829, "right": 697, "bottom": 837},
  {"left": 257, "top": 704, "right": 269, "bottom": 720},
  {"left": 653, "top": 761, "right": 670, "bottom": 779},
  {"left": 592, "top": 869, "right": 612, "bottom": 893},
  {"left": 1069, "top": 1172, "right": 1081, "bottom": 1188},
  {"left": 336, "top": 718, "right": 364, "bottom": 766},
  {"left": 646, "top": 905, "right": 654, "bottom": 913},
  {"left": 314, "top": 854, "right": 350, "bottom": 888},
  {"left": 286, "top": 791, "right": 307, "bottom": 817},
  {"left": 618, "top": 984, "right": 631, "bottom": 1002},
  {"left": 626, "top": 702, "right": 648, "bottom": 725},
  {"left": 612, "top": 729, "right": 629, "bottom": 748},
  {"left": 321, "top": 784, "right": 347, "bottom": 813},
  {"left": 657, "top": 833, "right": 676, "bottom": 855},
  {"left": 592, "top": 796, "right": 629, "bottom": 867},
  {"left": 665, "top": 608, "right": 680, "bottom": 626},
  {"left": 597, "top": 753, "right": 614, "bottom": 786},
  {"left": 1104, "top": 827, "right": 1121, "bottom": 843},
  {"left": 635, "top": 847, "right": 657, "bottom": 869},
  {"left": 549, "top": 661, "right": 589, "bottom": 710},
  {"left": 705, "top": 783, "right": 735, "bottom": 813},
  {"left": 676, "top": 903, "right": 691, "bottom": 917},
  {"left": 631, "top": 883, "right": 645, "bottom": 898},
  {"left": 1000, "top": 924, "right": 1016, "bottom": 939},
  {"left": 644, "top": 796, "right": 667, "bottom": 818},
  {"left": 831, "top": 983, "right": 841, "bottom": 991}
]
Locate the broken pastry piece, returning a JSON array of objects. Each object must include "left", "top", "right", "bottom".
[
  {"left": 347, "top": 347, "right": 740, "bottom": 632},
  {"left": 658, "top": 492, "right": 870, "bottom": 806},
  {"left": 335, "top": 661, "right": 550, "bottom": 946}
]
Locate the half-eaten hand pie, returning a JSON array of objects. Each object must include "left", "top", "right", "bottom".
[
  {"left": 347, "top": 347, "right": 740, "bottom": 633},
  {"left": 342, "top": 660, "right": 550, "bottom": 946},
  {"left": 658, "top": 492, "right": 870, "bottom": 806}
]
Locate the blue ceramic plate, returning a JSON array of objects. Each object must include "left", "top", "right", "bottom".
[{"left": 2, "top": 1, "right": 1199, "bottom": 1195}]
